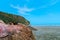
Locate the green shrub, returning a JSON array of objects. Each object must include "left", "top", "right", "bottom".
[{"left": 0, "top": 11, "right": 30, "bottom": 25}]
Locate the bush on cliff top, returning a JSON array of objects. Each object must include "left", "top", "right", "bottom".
[{"left": 0, "top": 11, "right": 30, "bottom": 25}]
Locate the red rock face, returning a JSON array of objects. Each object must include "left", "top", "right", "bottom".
[
  {"left": 0, "top": 27, "right": 2, "bottom": 32},
  {"left": 6, "top": 25, "right": 20, "bottom": 34},
  {"left": 0, "top": 21, "right": 35, "bottom": 40},
  {"left": 6, "top": 24, "right": 32, "bottom": 34},
  {"left": 11, "top": 24, "right": 35, "bottom": 40},
  {"left": 0, "top": 23, "right": 8, "bottom": 37}
]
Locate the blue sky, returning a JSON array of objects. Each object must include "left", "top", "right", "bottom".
[{"left": 0, "top": 0, "right": 60, "bottom": 26}]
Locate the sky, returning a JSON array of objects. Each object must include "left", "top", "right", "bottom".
[{"left": 0, "top": 0, "right": 60, "bottom": 26}]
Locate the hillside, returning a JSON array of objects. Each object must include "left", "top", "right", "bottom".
[{"left": 0, "top": 11, "right": 30, "bottom": 25}]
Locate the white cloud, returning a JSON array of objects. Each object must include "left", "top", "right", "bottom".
[
  {"left": 39, "top": 0, "right": 58, "bottom": 9},
  {"left": 49, "top": 0, "right": 58, "bottom": 6},
  {"left": 10, "top": 4, "right": 35, "bottom": 15}
]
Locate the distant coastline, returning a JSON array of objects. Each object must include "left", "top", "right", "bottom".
[{"left": 32, "top": 25, "right": 60, "bottom": 27}]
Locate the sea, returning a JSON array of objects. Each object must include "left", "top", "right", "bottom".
[{"left": 33, "top": 26, "right": 60, "bottom": 40}]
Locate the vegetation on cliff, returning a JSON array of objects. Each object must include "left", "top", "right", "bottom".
[{"left": 0, "top": 11, "right": 30, "bottom": 25}]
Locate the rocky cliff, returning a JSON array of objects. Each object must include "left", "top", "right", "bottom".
[{"left": 0, "top": 19, "right": 35, "bottom": 40}]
